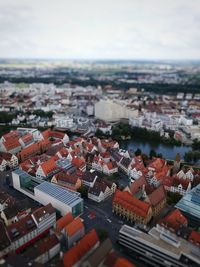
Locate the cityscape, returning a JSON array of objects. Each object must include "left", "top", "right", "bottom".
[{"left": 0, "top": 0, "right": 200, "bottom": 267}]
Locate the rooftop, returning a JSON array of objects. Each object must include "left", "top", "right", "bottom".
[
  {"left": 65, "top": 217, "right": 84, "bottom": 237},
  {"left": 175, "top": 184, "right": 200, "bottom": 219},
  {"left": 63, "top": 229, "right": 99, "bottom": 267},
  {"left": 120, "top": 225, "right": 200, "bottom": 264},
  {"left": 56, "top": 212, "right": 74, "bottom": 230},
  {"left": 35, "top": 181, "right": 82, "bottom": 207}
]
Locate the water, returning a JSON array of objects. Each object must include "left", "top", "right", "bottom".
[{"left": 119, "top": 138, "right": 190, "bottom": 160}]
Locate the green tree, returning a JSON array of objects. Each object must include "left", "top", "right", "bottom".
[
  {"left": 77, "top": 185, "right": 88, "bottom": 198},
  {"left": 135, "top": 148, "right": 142, "bottom": 156},
  {"left": 96, "top": 228, "right": 108, "bottom": 241},
  {"left": 149, "top": 149, "right": 157, "bottom": 159}
]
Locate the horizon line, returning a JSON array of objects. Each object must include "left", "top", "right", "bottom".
[{"left": 0, "top": 57, "right": 200, "bottom": 62}]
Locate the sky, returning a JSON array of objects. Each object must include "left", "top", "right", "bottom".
[{"left": 0, "top": 0, "right": 200, "bottom": 60}]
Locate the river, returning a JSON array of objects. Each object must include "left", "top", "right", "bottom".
[{"left": 119, "top": 138, "right": 190, "bottom": 160}]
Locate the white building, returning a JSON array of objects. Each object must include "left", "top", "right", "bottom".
[
  {"left": 12, "top": 169, "right": 84, "bottom": 217},
  {"left": 95, "top": 99, "right": 138, "bottom": 122}
]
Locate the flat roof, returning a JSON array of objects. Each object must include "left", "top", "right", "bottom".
[
  {"left": 119, "top": 225, "right": 200, "bottom": 264},
  {"left": 35, "top": 181, "right": 82, "bottom": 207},
  {"left": 175, "top": 184, "right": 200, "bottom": 219}
]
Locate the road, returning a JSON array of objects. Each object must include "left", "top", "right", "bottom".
[{"left": 81, "top": 197, "right": 148, "bottom": 267}]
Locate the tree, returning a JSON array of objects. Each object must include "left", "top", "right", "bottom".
[
  {"left": 149, "top": 149, "right": 157, "bottom": 159},
  {"left": 96, "top": 228, "right": 108, "bottom": 241},
  {"left": 192, "top": 139, "right": 200, "bottom": 151},
  {"left": 184, "top": 151, "right": 193, "bottom": 163},
  {"left": 95, "top": 128, "right": 104, "bottom": 138},
  {"left": 157, "top": 153, "right": 163, "bottom": 159},
  {"left": 77, "top": 185, "right": 88, "bottom": 198},
  {"left": 135, "top": 148, "right": 142, "bottom": 156}
]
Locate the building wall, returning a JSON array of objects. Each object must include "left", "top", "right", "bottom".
[
  {"left": 67, "top": 228, "right": 85, "bottom": 248},
  {"left": 112, "top": 203, "right": 152, "bottom": 225},
  {"left": 34, "top": 188, "right": 72, "bottom": 216},
  {"left": 35, "top": 242, "right": 60, "bottom": 264}
]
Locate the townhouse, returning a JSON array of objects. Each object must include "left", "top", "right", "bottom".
[
  {"left": 51, "top": 171, "right": 82, "bottom": 191},
  {"left": 88, "top": 179, "right": 116, "bottom": 203},
  {"left": 63, "top": 229, "right": 100, "bottom": 267},
  {"left": 113, "top": 190, "right": 152, "bottom": 225}
]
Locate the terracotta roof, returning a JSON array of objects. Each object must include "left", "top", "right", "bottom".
[
  {"left": 21, "top": 133, "right": 33, "bottom": 143},
  {"left": 100, "top": 152, "right": 111, "bottom": 158},
  {"left": 148, "top": 157, "right": 166, "bottom": 171},
  {"left": 154, "top": 165, "right": 171, "bottom": 181},
  {"left": 189, "top": 231, "right": 200, "bottom": 248},
  {"left": 147, "top": 185, "right": 166, "bottom": 207},
  {"left": 114, "top": 258, "right": 136, "bottom": 267},
  {"left": 3, "top": 138, "right": 21, "bottom": 151},
  {"left": 57, "top": 147, "right": 69, "bottom": 157},
  {"left": 19, "top": 142, "right": 40, "bottom": 159},
  {"left": 63, "top": 229, "right": 99, "bottom": 267},
  {"left": 56, "top": 212, "right": 74, "bottom": 230},
  {"left": 49, "top": 131, "right": 66, "bottom": 139},
  {"left": 113, "top": 190, "right": 151, "bottom": 218},
  {"left": 101, "top": 139, "right": 118, "bottom": 149},
  {"left": 159, "top": 209, "right": 188, "bottom": 232},
  {"left": 105, "top": 161, "right": 117, "bottom": 170},
  {"left": 71, "top": 156, "right": 85, "bottom": 168},
  {"left": 41, "top": 129, "right": 51, "bottom": 139},
  {"left": 65, "top": 217, "right": 84, "bottom": 237},
  {"left": 3, "top": 130, "right": 20, "bottom": 140},
  {"left": 40, "top": 157, "right": 58, "bottom": 176},
  {"left": 129, "top": 176, "right": 148, "bottom": 195},
  {"left": 55, "top": 172, "right": 79, "bottom": 185}
]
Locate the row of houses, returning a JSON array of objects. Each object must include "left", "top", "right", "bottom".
[{"left": 0, "top": 203, "right": 56, "bottom": 258}]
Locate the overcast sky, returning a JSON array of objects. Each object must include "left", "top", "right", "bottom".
[{"left": 0, "top": 0, "right": 200, "bottom": 60}]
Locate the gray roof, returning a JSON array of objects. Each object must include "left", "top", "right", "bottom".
[
  {"left": 175, "top": 184, "right": 200, "bottom": 219},
  {"left": 35, "top": 181, "right": 82, "bottom": 207}
]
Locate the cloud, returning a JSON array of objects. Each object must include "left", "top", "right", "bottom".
[{"left": 0, "top": 0, "right": 199, "bottom": 59}]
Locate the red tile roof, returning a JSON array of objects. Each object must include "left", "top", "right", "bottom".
[
  {"left": 56, "top": 212, "right": 74, "bottom": 231},
  {"left": 65, "top": 217, "right": 84, "bottom": 237},
  {"left": 159, "top": 209, "right": 188, "bottom": 232},
  {"left": 113, "top": 190, "right": 151, "bottom": 218},
  {"left": 21, "top": 133, "right": 33, "bottom": 143},
  {"left": 3, "top": 138, "right": 21, "bottom": 151},
  {"left": 63, "top": 229, "right": 99, "bottom": 267},
  {"left": 71, "top": 156, "right": 85, "bottom": 169},
  {"left": 189, "top": 231, "right": 200, "bottom": 248},
  {"left": 55, "top": 172, "right": 79, "bottom": 185},
  {"left": 40, "top": 157, "right": 58, "bottom": 176},
  {"left": 3, "top": 130, "right": 20, "bottom": 140},
  {"left": 105, "top": 161, "right": 117, "bottom": 170},
  {"left": 129, "top": 176, "right": 148, "bottom": 195},
  {"left": 148, "top": 158, "right": 166, "bottom": 171},
  {"left": 19, "top": 142, "right": 40, "bottom": 160},
  {"left": 147, "top": 185, "right": 166, "bottom": 207}
]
